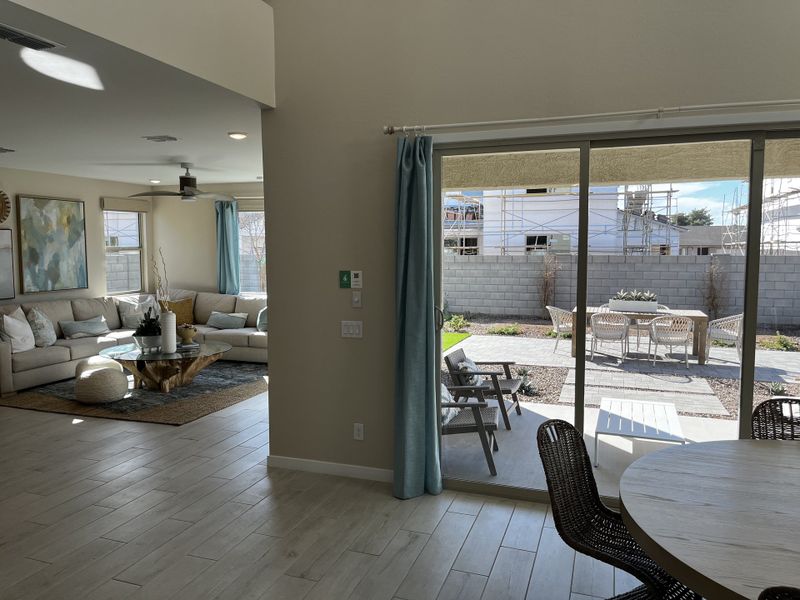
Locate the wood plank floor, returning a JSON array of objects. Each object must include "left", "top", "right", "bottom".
[{"left": 0, "top": 393, "right": 641, "bottom": 600}]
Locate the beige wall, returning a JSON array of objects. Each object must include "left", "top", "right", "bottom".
[
  {"left": 0, "top": 167, "right": 149, "bottom": 305},
  {"left": 263, "top": 0, "right": 800, "bottom": 471},
  {"left": 152, "top": 182, "right": 264, "bottom": 293},
  {"left": 10, "top": 0, "right": 276, "bottom": 106}
]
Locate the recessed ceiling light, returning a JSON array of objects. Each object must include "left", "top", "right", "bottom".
[
  {"left": 149, "top": 179, "right": 161, "bottom": 184},
  {"left": 228, "top": 132, "right": 248, "bottom": 140}
]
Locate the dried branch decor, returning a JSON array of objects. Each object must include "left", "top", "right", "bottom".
[{"left": 152, "top": 247, "right": 170, "bottom": 302}]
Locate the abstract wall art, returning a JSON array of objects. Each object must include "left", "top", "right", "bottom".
[
  {"left": 17, "top": 195, "right": 88, "bottom": 293},
  {"left": 0, "top": 229, "right": 14, "bottom": 299}
]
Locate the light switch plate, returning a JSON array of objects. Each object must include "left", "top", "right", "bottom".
[
  {"left": 350, "top": 271, "right": 362, "bottom": 289},
  {"left": 351, "top": 290, "right": 362, "bottom": 308},
  {"left": 341, "top": 320, "right": 363, "bottom": 338}
]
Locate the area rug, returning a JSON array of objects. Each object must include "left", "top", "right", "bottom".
[{"left": 0, "top": 361, "right": 268, "bottom": 426}]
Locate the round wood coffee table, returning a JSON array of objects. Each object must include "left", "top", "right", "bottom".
[{"left": 99, "top": 342, "right": 232, "bottom": 393}]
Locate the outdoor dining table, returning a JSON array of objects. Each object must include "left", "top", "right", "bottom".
[
  {"left": 619, "top": 440, "right": 800, "bottom": 599},
  {"left": 571, "top": 306, "right": 709, "bottom": 365}
]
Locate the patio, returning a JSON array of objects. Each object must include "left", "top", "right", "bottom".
[{"left": 441, "top": 334, "right": 800, "bottom": 497}]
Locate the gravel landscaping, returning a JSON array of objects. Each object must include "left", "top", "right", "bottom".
[{"left": 441, "top": 363, "right": 568, "bottom": 405}]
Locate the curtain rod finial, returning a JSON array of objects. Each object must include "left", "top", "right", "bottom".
[{"left": 383, "top": 125, "right": 395, "bottom": 135}]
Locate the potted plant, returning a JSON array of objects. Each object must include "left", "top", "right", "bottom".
[
  {"left": 132, "top": 307, "right": 162, "bottom": 353},
  {"left": 608, "top": 289, "right": 659, "bottom": 313}
]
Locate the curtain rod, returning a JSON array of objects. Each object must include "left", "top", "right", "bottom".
[{"left": 382, "top": 99, "right": 800, "bottom": 135}]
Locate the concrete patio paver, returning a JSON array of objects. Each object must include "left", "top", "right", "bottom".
[{"left": 558, "top": 385, "right": 728, "bottom": 416}]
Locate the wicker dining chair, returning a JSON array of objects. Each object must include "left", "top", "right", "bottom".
[
  {"left": 537, "top": 420, "right": 701, "bottom": 600},
  {"left": 759, "top": 587, "right": 800, "bottom": 600},
  {"left": 706, "top": 313, "right": 743, "bottom": 362},
  {"left": 752, "top": 397, "right": 800, "bottom": 440},
  {"left": 648, "top": 315, "right": 693, "bottom": 368},
  {"left": 546, "top": 306, "right": 573, "bottom": 352},
  {"left": 629, "top": 305, "right": 670, "bottom": 351},
  {"left": 590, "top": 311, "right": 631, "bottom": 364}
]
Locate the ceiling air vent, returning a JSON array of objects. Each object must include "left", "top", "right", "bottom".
[
  {"left": 0, "top": 147, "right": 15, "bottom": 154},
  {"left": 142, "top": 135, "right": 179, "bottom": 143},
  {"left": 0, "top": 22, "right": 62, "bottom": 51}
]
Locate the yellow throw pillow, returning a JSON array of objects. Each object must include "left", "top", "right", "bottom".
[{"left": 160, "top": 298, "right": 194, "bottom": 326}]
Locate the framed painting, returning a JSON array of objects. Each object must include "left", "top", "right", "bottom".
[
  {"left": 17, "top": 195, "right": 88, "bottom": 293},
  {"left": 0, "top": 229, "right": 14, "bottom": 299}
]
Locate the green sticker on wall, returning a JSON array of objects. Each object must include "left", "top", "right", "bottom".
[{"left": 339, "top": 270, "right": 351, "bottom": 288}]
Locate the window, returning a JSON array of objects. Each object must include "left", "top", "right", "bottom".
[
  {"left": 444, "top": 236, "right": 479, "bottom": 255},
  {"left": 238, "top": 211, "right": 266, "bottom": 293},
  {"left": 697, "top": 247, "right": 710, "bottom": 256},
  {"left": 104, "top": 211, "right": 143, "bottom": 294},
  {"left": 526, "top": 234, "right": 549, "bottom": 253}
]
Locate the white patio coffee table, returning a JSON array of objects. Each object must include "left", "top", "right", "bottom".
[{"left": 594, "top": 397, "right": 686, "bottom": 467}]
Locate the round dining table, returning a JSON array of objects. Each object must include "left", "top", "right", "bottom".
[{"left": 619, "top": 440, "right": 800, "bottom": 600}]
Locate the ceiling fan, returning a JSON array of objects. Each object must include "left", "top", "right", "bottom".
[{"left": 129, "top": 163, "right": 233, "bottom": 202}]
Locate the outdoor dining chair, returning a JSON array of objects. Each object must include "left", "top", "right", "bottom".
[
  {"left": 441, "top": 384, "right": 499, "bottom": 475},
  {"left": 648, "top": 315, "right": 693, "bottom": 368},
  {"left": 759, "top": 587, "right": 800, "bottom": 600},
  {"left": 546, "top": 305, "right": 573, "bottom": 352},
  {"left": 590, "top": 311, "right": 630, "bottom": 364},
  {"left": 537, "top": 419, "right": 701, "bottom": 600},
  {"left": 706, "top": 313, "right": 743, "bottom": 362},
  {"left": 752, "top": 397, "right": 800, "bottom": 440},
  {"left": 629, "top": 304, "right": 670, "bottom": 351},
  {"left": 444, "top": 348, "right": 522, "bottom": 430}
]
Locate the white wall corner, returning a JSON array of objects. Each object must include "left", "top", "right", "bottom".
[{"left": 267, "top": 455, "right": 393, "bottom": 483}]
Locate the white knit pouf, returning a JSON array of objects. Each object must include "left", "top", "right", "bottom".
[
  {"left": 75, "top": 356, "right": 124, "bottom": 378},
  {"left": 75, "top": 365, "right": 129, "bottom": 405}
]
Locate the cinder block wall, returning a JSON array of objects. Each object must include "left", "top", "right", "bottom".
[{"left": 443, "top": 254, "right": 800, "bottom": 327}]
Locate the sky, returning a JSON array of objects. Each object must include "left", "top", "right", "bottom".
[{"left": 648, "top": 180, "right": 747, "bottom": 225}]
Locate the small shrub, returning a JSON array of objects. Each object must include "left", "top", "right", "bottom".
[
  {"left": 545, "top": 329, "right": 571, "bottom": 339},
  {"left": 445, "top": 314, "right": 470, "bottom": 333},
  {"left": 711, "top": 339, "right": 734, "bottom": 347},
  {"left": 768, "top": 381, "right": 787, "bottom": 396},
  {"left": 515, "top": 367, "right": 537, "bottom": 396},
  {"left": 704, "top": 259, "right": 726, "bottom": 320},
  {"left": 487, "top": 323, "right": 523, "bottom": 336},
  {"left": 759, "top": 332, "right": 799, "bottom": 352}
]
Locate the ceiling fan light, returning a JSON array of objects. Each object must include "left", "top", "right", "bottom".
[
  {"left": 149, "top": 179, "right": 161, "bottom": 184},
  {"left": 228, "top": 132, "right": 247, "bottom": 140}
]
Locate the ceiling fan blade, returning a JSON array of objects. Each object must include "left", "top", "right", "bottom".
[{"left": 129, "top": 191, "right": 184, "bottom": 198}]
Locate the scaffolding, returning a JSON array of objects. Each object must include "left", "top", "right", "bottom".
[
  {"left": 722, "top": 180, "right": 797, "bottom": 255},
  {"left": 620, "top": 184, "right": 676, "bottom": 255}
]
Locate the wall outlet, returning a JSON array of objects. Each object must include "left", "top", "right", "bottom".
[
  {"left": 353, "top": 422, "right": 364, "bottom": 441},
  {"left": 341, "top": 320, "right": 363, "bottom": 338}
]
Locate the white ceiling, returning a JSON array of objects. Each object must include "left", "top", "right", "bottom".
[{"left": 0, "top": 1, "right": 264, "bottom": 185}]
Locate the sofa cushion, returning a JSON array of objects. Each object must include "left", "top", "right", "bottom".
[
  {"left": 1, "top": 307, "right": 36, "bottom": 353},
  {"left": 0, "top": 304, "right": 21, "bottom": 318},
  {"left": 248, "top": 331, "right": 268, "bottom": 349},
  {"left": 27, "top": 307, "right": 57, "bottom": 347},
  {"left": 71, "top": 298, "right": 121, "bottom": 330},
  {"left": 12, "top": 345, "right": 71, "bottom": 372},
  {"left": 234, "top": 296, "right": 266, "bottom": 327},
  {"left": 22, "top": 300, "right": 74, "bottom": 338},
  {"left": 204, "top": 328, "right": 255, "bottom": 347},
  {"left": 192, "top": 325, "right": 216, "bottom": 343},
  {"left": 257, "top": 307, "right": 268, "bottom": 332},
  {"left": 207, "top": 311, "right": 248, "bottom": 329},
  {"left": 161, "top": 298, "right": 193, "bottom": 325},
  {"left": 60, "top": 316, "right": 111, "bottom": 340},
  {"left": 168, "top": 289, "right": 197, "bottom": 304},
  {"left": 195, "top": 292, "right": 237, "bottom": 324},
  {"left": 54, "top": 336, "right": 117, "bottom": 360},
  {"left": 103, "top": 329, "right": 136, "bottom": 345}
]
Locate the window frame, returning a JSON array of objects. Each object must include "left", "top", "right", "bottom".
[{"left": 103, "top": 210, "right": 145, "bottom": 295}]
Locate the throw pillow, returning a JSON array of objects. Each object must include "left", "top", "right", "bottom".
[
  {"left": 26, "top": 307, "right": 57, "bottom": 347},
  {"left": 457, "top": 358, "right": 482, "bottom": 386},
  {"left": 207, "top": 311, "right": 248, "bottom": 329},
  {"left": 117, "top": 296, "right": 160, "bottom": 326},
  {"left": 161, "top": 298, "right": 193, "bottom": 325},
  {"left": 0, "top": 307, "right": 36, "bottom": 353},
  {"left": 256, "top": 306, "right": 268, "bottom": 332},
  {"left": 59, "top": 316, "right": 111, "bottom": 340},
  {"left": 440, "top": 384, "right": 459, "bottom": 426},
  {"left": 121, "top": 311, "right": 145, "bottom": 329}
]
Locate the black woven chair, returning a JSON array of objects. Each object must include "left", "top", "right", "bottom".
[
  {"left": 537, "top": 419, "right": 700, "bottom": 600},
  {"left": 752, "top": 397, "right": 800, "bottom": 440},
  {"left": 759, "top": 587, "right": 800, "bottom": 600}
]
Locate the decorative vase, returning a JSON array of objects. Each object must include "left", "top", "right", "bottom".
[
  {"left": 161, "top": 311, "right": 177, "bottom": 353},
  {"left": 177, "top": 324, "right": 198, "bottom": 345},
  {"left": 132, "top": 335, "right": 162, "bottom": 353},
  {"left": 608, "top": 299, "right": 659, "bottom": 313}
]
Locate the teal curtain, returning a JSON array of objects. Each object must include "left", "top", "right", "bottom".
[
  {"left": 215, "top": 200, "right": 240, "bottom": 295},
  {"left": 394, "top": 135, "right": 442, "bottom": 499}
]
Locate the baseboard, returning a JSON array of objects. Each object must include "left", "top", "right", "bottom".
[{"left": 267, "top": 454, "right": 393, "bottom": 483}]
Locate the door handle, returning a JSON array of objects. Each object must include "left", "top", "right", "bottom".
[{"left": 435, "top": 306, "right": 445, "bottom": 330}]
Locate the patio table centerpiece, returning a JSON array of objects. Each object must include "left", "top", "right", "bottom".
[{"left": 608, "top": 289, "right": 659, "bottom": 313}]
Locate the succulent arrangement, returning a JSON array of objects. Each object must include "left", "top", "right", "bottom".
[
  {"left": 612, "top": 289, "right": 658, "bottom": 302},
  {"left": 134, "top": 307, "right": 162, "bottom": 337}
]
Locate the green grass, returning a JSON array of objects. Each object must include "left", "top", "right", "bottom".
[{"left": 442, "top": 332, "right": 470, "bottom": 351}]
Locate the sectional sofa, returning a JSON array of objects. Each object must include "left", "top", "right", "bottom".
[{"left": 0, "top": 289, "right": 267, "bottom": 395}]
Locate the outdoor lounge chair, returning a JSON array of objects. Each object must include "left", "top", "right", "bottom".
[
  {"left": 706, "top": 313, "right": 743, "bottom": 362},
  {"left": 537, "top": 419, "right": 701, "bottom": 600},
  {"left": 546, "top": 306, "right": 573, "bottom": 352},
  {"left": 752, "top": 396, "right": 800, "bottom": 440},
  {"left": 442, "top": 385, "right": 499, "bottom": 475},
  {"left": 444, "top": 347, "right": 522, "bottom": 430}
]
